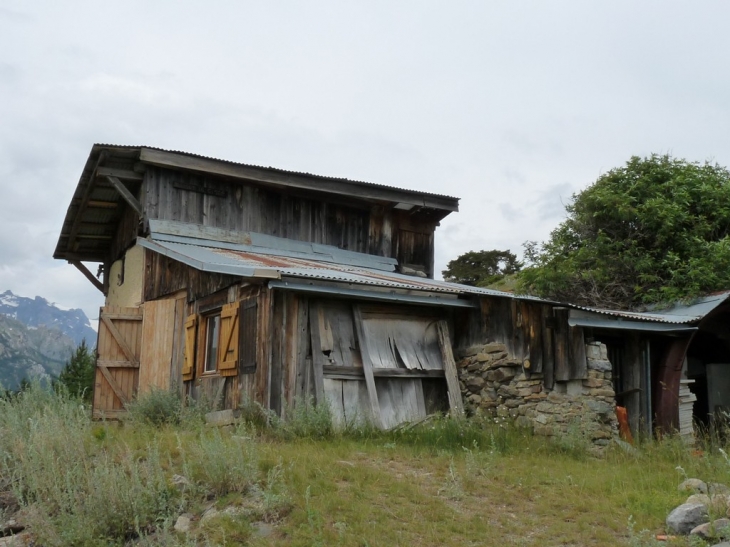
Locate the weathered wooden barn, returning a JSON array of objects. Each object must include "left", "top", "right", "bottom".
[
  {"left": 52, "top": 144, "right": 719, "bottom": 444},
  {"left": 53, "top": 144, "right": 478, "bottom": 426}
]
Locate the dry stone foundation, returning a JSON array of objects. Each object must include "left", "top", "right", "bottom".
[{"left": 456, "top": 341, "right": 618, "bottom": 450}]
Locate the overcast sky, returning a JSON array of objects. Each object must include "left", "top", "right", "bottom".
[{"left": 1, "top": 1, "right": 729, "bottom": 326}]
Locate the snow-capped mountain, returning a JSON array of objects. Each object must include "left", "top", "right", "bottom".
[
  {"left": 0, "top": 290, "right": 96, "bottom": 347},
  {"left": 0, "top": 290, "right": 97, "bottom": 391}
]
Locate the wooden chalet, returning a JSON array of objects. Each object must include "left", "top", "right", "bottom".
[
  {"left": 53, "top": 144, "right": 477, "bottom": 425},
  {"left": 53, "top": 144, "right": 718, "bottom": 443}
]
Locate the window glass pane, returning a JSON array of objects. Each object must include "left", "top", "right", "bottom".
[{"left": 205, "top": 314, "right": 220, "bottom": 372}]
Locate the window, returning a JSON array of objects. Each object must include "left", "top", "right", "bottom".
[
  {"left": 183, "top": 295, "right": 258, "bottom": 380},
  {"left": 204, "top": 313, "right": 221, "bottom": 373}
]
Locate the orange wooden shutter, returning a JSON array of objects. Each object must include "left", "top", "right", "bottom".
[
  {"left": 218, "top": 302, "right": 240, "bottom": 377},
  {"left": 182, "top": 314, "right": 197, "bottom": 381}
]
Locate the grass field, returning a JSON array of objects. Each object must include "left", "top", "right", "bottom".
[{"left": 2, "top": 386, "right": 728, "bottom": 546}]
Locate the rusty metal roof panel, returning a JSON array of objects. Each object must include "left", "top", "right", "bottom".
[{"left": 138, "top": 236, "right": 514, "bottom": 299}]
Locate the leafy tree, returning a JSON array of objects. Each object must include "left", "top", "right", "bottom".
[
  {"left": 518, "top": 154, "right": 730, "bottom": 308},
  {"left": 442, "top": 250, "right": 522, "bottom": 287},
  {"left": 56, "top": 340, "right": 96, "bottom": 402}
]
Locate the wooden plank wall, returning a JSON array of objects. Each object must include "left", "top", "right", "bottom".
[
  {"left": 143, "top": 166, "right": 438, "bottom": 277},
  {"left": 144, "top": 251, "right": 240, "bottom": 303},
  {"left": 455, "top": 297, "right": 588, "bottom": 386},
  {"left": 138, "top": 298, "right": 176, "bottom": 393}
]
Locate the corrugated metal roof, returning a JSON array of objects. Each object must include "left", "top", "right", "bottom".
[
  {"left": 566, "top": 292, "right": 730, "bottom": 324},
  {"left": 95, "top": 143, "right": 459, "bottom": 201},
  {"left": 138, "top": 235, "right": 514, "bottom": 300}
]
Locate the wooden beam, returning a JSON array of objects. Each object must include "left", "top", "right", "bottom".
[
  {"left": 98, "top": 365, "right": 130, "bottom": 405},
  {"left": 100, "top": 315, "right": 139, "bottom": 366},
  {"left": 68, "top": 151, "right": 107, "bottom": 252},
  {"left": 353, "top": 305, "right": 384, "bottom": 428},
  {"left": 69, "top": 259, "right": 104, "bottom": 293},
  {"left": 437, "top": 320, "right": 465, "bottom": 417},
  {"left": 87, "top": 200, "right": 118, "bottom": 209},
  {"left": 105, "top": 176, "right": 143, "bottom": 216},
  {"left": 322, "top": 365, "right": 445, "bottom": 380},
  {"left": 96, "top": 166, "right": 144, "bottom": 180},
  {"left": 140, "top": 147, "right": 459, "bottom": 212}
]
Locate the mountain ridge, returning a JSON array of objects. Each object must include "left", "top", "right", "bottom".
[{"left": 0, "top": 290, "right": 97, "bottom": 390}]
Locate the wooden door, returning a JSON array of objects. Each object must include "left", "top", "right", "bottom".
[
  {"left": 138, "top": 299, "right": 177, "bottom": 394},
  {"left": 92, "top": 305, "right": 143, "bottom": 418}
]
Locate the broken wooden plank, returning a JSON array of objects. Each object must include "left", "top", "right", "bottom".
[
  {"left": 353, "top": 305, "right": 384, "bottom": 428},
  {"left": 436, "top": 320, "right": 465, "bottom": 417}
]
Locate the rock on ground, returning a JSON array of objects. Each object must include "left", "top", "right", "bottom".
[
  {"left": 679, "top": 478, "right": 708, "bottom": 495},
  {"left": 666, "top": 502, "right": 710, "bottom": 535},
  {"left": 691, "top": 518, "right": 730, "bottom": 540}
]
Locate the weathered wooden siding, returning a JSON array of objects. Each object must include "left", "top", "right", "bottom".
[
  {"left": 144, "top": 250, "right": 240, "bottom": 302},
  {"left": 455, "top": 296, "right": 587, "bottom": 385},
  {"left": 143, "top": 166, "right": 438, "bottom": 276}
]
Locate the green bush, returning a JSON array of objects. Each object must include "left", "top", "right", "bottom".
[{"left": 125, "top": 387, "right": 184, "bottom": 426}]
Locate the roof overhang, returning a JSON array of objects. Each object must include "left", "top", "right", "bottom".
[
  {"left": 54, "top": 144, "right": 460, "bottom": 263},
  {"left": 568, "top": 310, "right": 698, "bottom": 333}
]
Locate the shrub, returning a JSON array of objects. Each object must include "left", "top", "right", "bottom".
[{"left": 126, "top": 387, "right": 184, "bottom": 426}]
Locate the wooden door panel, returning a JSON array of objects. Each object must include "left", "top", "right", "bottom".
[{"left": 93, "top": 305, "right": 143, "bottom": 418}]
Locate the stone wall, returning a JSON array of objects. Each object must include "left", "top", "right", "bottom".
[{"left": 456, "top": 341, "right": 619, "bottom": 450}]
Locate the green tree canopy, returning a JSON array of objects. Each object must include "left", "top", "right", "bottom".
[
  {"left": 442, "top": 250, "right": 521, "bottom": 287},
  {"left": 55, "top": 340, "right": 96, "bottom": 402},
  {"left": 518, "top": 154, "right": 730, "bottom": 309}
]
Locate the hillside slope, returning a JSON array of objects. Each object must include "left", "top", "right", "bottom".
[{"left": 0, "top": 291, "right": 96, "bottom": 390}]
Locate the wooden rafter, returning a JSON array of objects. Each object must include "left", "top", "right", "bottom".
[
  {"left": 105, "top": 175, "right": 143, "bottom": 216},
  {"left": 69, "top": 259, "right": 104, "bottom": 293}
]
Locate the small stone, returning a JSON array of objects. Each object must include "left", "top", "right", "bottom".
[
  {"left": 466, "top": 377, "right": 485, "bottom": 392},
  {"left": 483, "top": 343, "right": 507, "bottom": 354},
  {"left": 461, "top": 345, "right": 483, "bottom": 358},
  {"left": 586, "top": 400, "right": 612, "bottom": 416},
  {"left": 582, "top": 377, "right": 604, "bottom": 388},
  {"left": 476, "top": 353, "right": 491, "bottom": 363},
  {"left": 515, "top": 416, "right": 533, "bottom": 428},
  {"left": 690, "top": 518, "right": 730, "bottom": 540},
  {"left": 680, "top": 479, "right": 708, "bottom": 495},
  {"left": 587, "top": 359, "right": 612, "bottom": 372},
  {"left": 687, "top": 494, "right": 711, "bottom": 507},
  {"left": 489, "top": 367, "right": 519, "bottom": 383},
  {"left": 497, "top": 384, "right": 518, "bottom": 398},
  {"left": 710, "top": 483, "right": 730, "bottom": 496},
  {"left": 588, "top": 388, "right": 615, "bottom": 398},
  {"left": 666, "top": 503, "right": 709, "bottom": 535},
  {"left": 467, "top": 394, "right": 482, "bottom": 405},
  {"left": 174, "top": 514, "right": 193, "bottom": 533}
]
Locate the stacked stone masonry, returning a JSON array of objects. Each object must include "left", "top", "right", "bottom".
[{"left": 456, "top": 341, "right": 619, "bottom": 449}]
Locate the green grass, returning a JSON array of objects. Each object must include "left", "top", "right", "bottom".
[{"left": 1, "top": 385, "right": 728, "bottom": 546}]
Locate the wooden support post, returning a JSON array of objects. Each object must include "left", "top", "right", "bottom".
[
  {"left": 105, "top": 176, "right": 143, "bottom": 216},
  {"left": 553, "top": 307, "right": 570, "bottom": 382},
  {"left": 352, "top": 305, "right": 384, "bottom": 429},
  {"left": 437, "top": 320, "right": 465, "bottom": 417},
  {"left": 69, "top": 259, "right": 104, "bottom": 294},
  {"left": 308, "top": 302, "right": 326, "bottom": 405}
]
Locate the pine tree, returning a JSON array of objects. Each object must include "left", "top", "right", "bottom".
[{"left": 56, "top": 340, "right": 96, "bottom": 402}]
